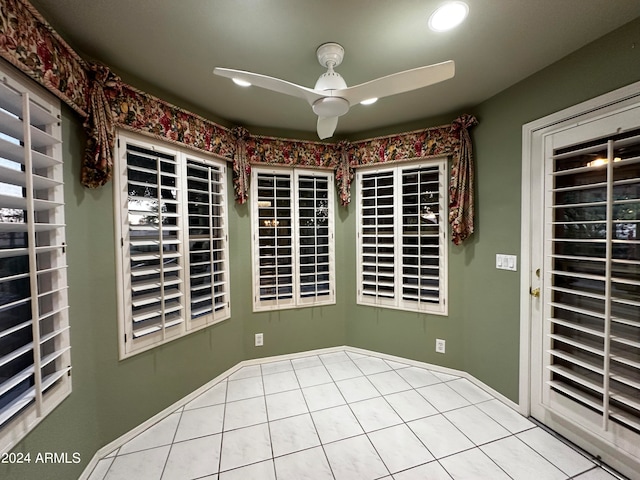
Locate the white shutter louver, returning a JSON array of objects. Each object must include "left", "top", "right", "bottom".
[
  {"left": 116, "top": 133, "right": 230, "bottom": 358},
  {"left": 256, "top": 172, "right": 294, "bottom": 308},
  {"left": 126, "top": 144, "right": 184, "bottom": 340},
  {"left": 357, "top": 160, "right": 447, "bottom": 314},
  {"left": 0, "top": 65, "right": 70, "bottom": 454},
  {"left": 297, "top": 175, "right": 332, "bottom": 303},
  {"left": 360, "top": 171, "right": 395, "bottom": 302},
  {"left": 547, "top": 129, "right": 640, "bottom": 435},
  {"left": 252, "top": 168, "right": 335, "bottom": 311},
  {"left": 401, "top": 166, "right": 442, "bottom": 306},
  {"left": 186, "top": 159, "right": 229, "bottom": 326}
]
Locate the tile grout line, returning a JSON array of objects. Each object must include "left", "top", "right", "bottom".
[
  {"left": 216, "top": 377, "right": 230, "bottom": 476},
  {"left": 528, "top": 417, "right": 629, "bottom": 480},
  {"left": 322, "top": 352, "right": 381, "bottom": 479},
  {"left": 260, "top": 364, "right": 279, "bottom": 480},
  {"left": 157, "top": 407, "right": 184, "bottom": 480},
  {"left": 100, "top": 349, "right": 629, "bottom": 480},
  {"left": 294, "top": 354, "right": 338, "bottom": 480}
]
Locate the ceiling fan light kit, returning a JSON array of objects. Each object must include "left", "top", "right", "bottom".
[
  {"left": 232, "top": 77, "right": 251, "bottom": 87},
  {"left": 214, "top": 41, "right": 455, "bottom": 139}
]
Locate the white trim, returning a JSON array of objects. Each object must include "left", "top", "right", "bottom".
[{"left": 79, "top": 345, "right": 521, "bottom": 478}]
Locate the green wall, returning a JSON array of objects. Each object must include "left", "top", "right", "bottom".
[
  {"left": 347, "top": 17, "right": 640, "bottom": 401},
  {"left": 2, "top": 16, "right": 639, "bottom": 480}
]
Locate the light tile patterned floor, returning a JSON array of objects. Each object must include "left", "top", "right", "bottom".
[{"left": 87, "top": 349, "right": 627, "bottom": 480}]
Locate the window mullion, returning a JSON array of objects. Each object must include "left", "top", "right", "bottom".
[
  {"left": 22, "top": 92, "right": 43, "bottom": 416},
  {"left": 207, "top": 163, "right": 215, "bottom": 317},
  {"left": 394, "top": 168, "right": 402, "bottom": 309},
  {"left": 180, "top": 155, "right": 192, "bottom": 326},
  {"left": 293, "top": 170, "right": 300, "bottom": 304},
  {"left": 602, "top": 139, "right": 614, "bottom": 431}
]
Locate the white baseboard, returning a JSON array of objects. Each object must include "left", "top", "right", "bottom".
[{"left": 79, "top": 345, "right": 521, "bottom": 479}]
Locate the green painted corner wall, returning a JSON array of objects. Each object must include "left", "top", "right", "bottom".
[
  {"left": 1, "top": 16, "right": 639, "bottom": 480},
  {"left": 233, "top": 193, "right": 348, "bottom": 362},
  {"left": 346, "top": 17, "right": 640, "bottom": 403}
]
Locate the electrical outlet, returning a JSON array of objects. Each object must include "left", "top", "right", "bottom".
[
  {"left": 255, "top": 333, "right": 263, "bottom": 347},
  {"left": 435, "top": 338, "right": 446, "bottom": 354}
]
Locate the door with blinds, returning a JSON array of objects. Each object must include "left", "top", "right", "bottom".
[{"left": 529, "top": 102, "right": 640, "bottom": 476}]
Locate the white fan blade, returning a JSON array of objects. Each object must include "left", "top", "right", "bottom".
[
  {"left": 336, "top": 60, "right": 455, "bottom": 106},
  {"left": 317, "top": 116, "right": 339, "bottom": 140},
  {"left": 214, "top": 67, "right": 324, "bottom": 105}
]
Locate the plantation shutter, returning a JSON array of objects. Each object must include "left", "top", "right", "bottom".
[
  {"left": 297, "top": 174, "right": 334, "bottom": 305},
  {"left": 116, "top": 133, "right": 230, "bottom": 358},
  {"left": 0, "top": 67, "right": 70, "bottom": 450},
  {"left": 255, "top": 172, "right": 295, "bottom": 308},
  {"left": 252, "top": 168, "right": 335, "bottom": 311},
  {"left": 360, "top": 170, "right": 396, "bottom": 305},
  {"left": 357, "top": 160, "right": 447, "bottom": 314},
  {"left": 400, "top": 165, "right": 445, "bottom": 311},
  {"left": 547, "top": 129, "right": 640, "bottom": 434},
  {"left": 185, "top": 159, "right": 229, "bottom": 327},
  {"left": 124, "top": 143, "right": 184, "bottom": 343}
]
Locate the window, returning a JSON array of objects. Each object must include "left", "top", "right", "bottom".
[
  {"left": 114, "top": 132, "right": 230, "bottom": 358},
  {"left": 356, "top": 159, "right": 448, "bottom": 314},
  {"left": 0, "top": 63, "right": 70, "bottom": 454},
  {"left": 251, "top": 167, "right": 335, "bottom": 311}
]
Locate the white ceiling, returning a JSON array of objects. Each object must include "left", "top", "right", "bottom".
[{"left": 29, "top": 0, "right": 640, "bottom": 138}]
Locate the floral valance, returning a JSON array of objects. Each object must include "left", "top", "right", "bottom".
[
  {"left": 107, "top": 83, "right": 236, "bottom": 160},
  {"left": 0, "top": 0, "right": 90, "bottom": 115},
  {"left": 1, "top": 0, "right": 477, "bottom": 244}
]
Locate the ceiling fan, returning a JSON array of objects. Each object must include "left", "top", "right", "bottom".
[{"left": 214, "top": 43, "right": 455, "bottom": 140}]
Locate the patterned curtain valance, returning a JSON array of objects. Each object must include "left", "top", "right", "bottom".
[
  {"left": 350, "top": 123, "right": 462, "bottom": 166},
  {"left": 106, "top": 83, "right": 236, "bottom": 159},
  {"left": 1, "top": 0, "right": 477, "bottom": 243},
  {"left": 0, "top": 0, "right": 90, "bottom": 115}
]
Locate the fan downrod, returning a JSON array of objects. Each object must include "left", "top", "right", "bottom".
[{"left": 316, "top": 42, "right": 344, "bottom": 68}]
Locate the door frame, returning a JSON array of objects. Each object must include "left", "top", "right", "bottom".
[
  {"left": 519, "top": 80, "right": 640, "bottom": 416},
  {"left": 519, "top": 81, "right": 640, "bottom": 476}
]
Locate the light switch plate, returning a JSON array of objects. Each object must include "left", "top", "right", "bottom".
[{"left": 496, "top": 254, "right": 517, "bottom": 271}]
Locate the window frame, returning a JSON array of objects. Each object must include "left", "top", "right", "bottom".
[
  {"left": 0, "top": 61, "right": 70, "bottom": 455},
  {"left": 250, "top": 166, "right": 336, "bottom": 312},
  {"left": 114, "top": 131, "right": 231, "bottom": 359},
  {"left": 356, "top": 158, "right": 448, "bottom": 315}
]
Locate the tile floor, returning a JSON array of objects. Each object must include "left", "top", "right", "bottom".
[{"left": 87, "top": 349, "right": 627, "bottom": 480}]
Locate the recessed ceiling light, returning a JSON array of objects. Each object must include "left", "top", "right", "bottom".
[
  {"left": 429, "top": 1, "right": 469, "bottom": 32},
  {"left": 232, "top": 78, "right": 251, "bottom": 87},
  {"left": 360, "top": 98, "right": 378, "bottom": 105}
]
